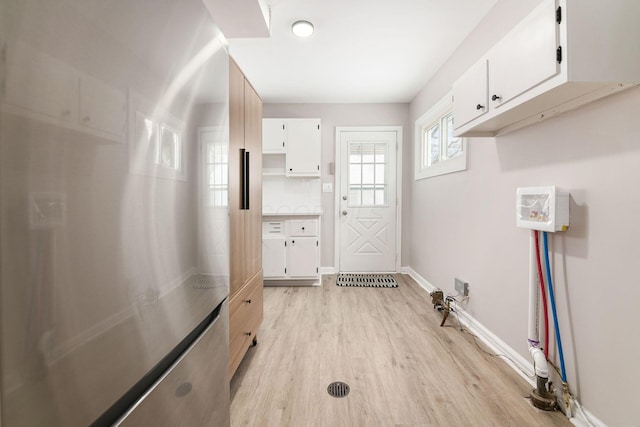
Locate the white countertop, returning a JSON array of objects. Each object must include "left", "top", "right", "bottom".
[{"left": 262, "top": 210, "right": 323, "bottom": 217}]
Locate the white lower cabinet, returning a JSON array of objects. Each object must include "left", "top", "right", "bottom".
[
  {"left": 262, "top": 216, "right": 320, "bottom": 282},
  {"left": 287, "top": 238, "right": 318, "bottom": 278},
  {"left": 262, "top": 237, "right": 286, "bottom": 278}
]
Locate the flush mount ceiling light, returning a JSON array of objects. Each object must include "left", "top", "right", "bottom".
[{"left": 291, "top": 20, "right": 314, "bottom": 38}]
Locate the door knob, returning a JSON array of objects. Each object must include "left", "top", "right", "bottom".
[
  {"left": 491, "top": 94, "right": 501, "bottom": 101},
  {"left": 342, "top": 210, "right": 348, "bottom": 216},
  {"left": 342, "top": 196, "right": 347, "bottom": 200},
  {"left": 476, "top": 104, "right": 484, "bottom": 110}
]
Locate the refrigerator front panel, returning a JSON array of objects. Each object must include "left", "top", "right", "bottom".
[{"left": 0, "top": 0, "right": 231, "bottom": 425}]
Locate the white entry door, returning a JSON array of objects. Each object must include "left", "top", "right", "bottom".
[{"left": 338, "top": 129, "right": 399, "bottom": 272}]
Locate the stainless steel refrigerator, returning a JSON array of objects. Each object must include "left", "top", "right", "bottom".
[{"left": 0, "top": 0, "right": 232, "bottom": 425}]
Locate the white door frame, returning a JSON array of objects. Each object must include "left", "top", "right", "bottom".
[{"left": 334, "top": 126, "right": 403, "bottom": 273}]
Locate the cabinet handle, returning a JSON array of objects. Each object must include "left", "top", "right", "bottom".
[
  {"left": 476, "top": 104, "right": 484, "bottom": 110},
  {"left": 245, "top": 299, "right": 252, "bottom": 304},
  {"left": 491, "top": 94, "right": 501, "bottom": 102},
  {"left": 244, "top": 332, "right": 252, "bottom": 336},
  {"left": 301, "top": 227, "right": 305, "bottom": 231},
  {"left": 291, "top": 240, "right": 295, "bottom": 244}
]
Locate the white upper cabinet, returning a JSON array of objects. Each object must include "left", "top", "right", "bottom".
[
  {"left": 262, "top": 118, "right": 286, "bottom": 153},
  {"left": 2, "top": 41, "right": 127, "bottom": 143},
  {"left": 3, "top": 42, "right": 79, "bottom": 124},
  {"left": 285, "top": 119, "right": 321, "bottom": 177},
  {"left": 452, "top": 60, "right": 488, "bottom": 129},
  {"left": 453, "top": 0, "right": 640, "bottom": 137},
  {"left": 79, "top": 75, "right": 126, "bottom": 139},
  {"left": 488, "top": 0, "right": 558, "bottom": 109},
  {"left": 262, "top": 118, "right": 321, "bottom": 177}
]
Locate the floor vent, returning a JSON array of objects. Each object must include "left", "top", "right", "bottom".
[
  {"left": 327, "top": 382, "right": 350, "bottom": 398},
  {"left": 336, "top": 274, "right": 398, "bottom": 288}
]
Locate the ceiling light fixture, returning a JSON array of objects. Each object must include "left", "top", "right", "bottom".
[{"left": 291, "top": 20, "right": 314, "bottom": 38}]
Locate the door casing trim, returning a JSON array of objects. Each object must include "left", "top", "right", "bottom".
[{"left": 334, "top": 126, "right": 403, "bottom": 273}]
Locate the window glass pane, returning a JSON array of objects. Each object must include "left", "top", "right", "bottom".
[
  {"left": 349, "top": 145, "right": 361, "bottom": 163},
  {"left": 362, "top": 189, "right": 374, "bottom": 205},
  {"left": 374, "top": 144, "right": 386, "bottom": 163},
  {"left": 375, "top": 164, "right": 385, "bottom": 185},
  {"left": 207, "top": 165, "right": 215, "bottom": 185},
  {"left": 362, "top": 143, "right": 374, "bottom": 163},
  {"left": 221, "top": 164, "right": 228, "bottom": 185},
  {"left": 446, "top": 114, "right": 462, "bottom": 159},
  {"left": 428, "top": 123, "right": 440, "bottom": 166},
  {"left": 215, "top": 164, "right": 222, "bottom": 185},
  {"left": 349, "top": 189, "right": 361, "bottom": 205},
  {"left": 349, "top": 164, "right": 362, "bottom": 185},
  {"left": 159, "top": 126, "right": 179, "bottom": 169},
  {"left": 375, "top": 188, "right": 386, "bottom": 205},
  {"left": 362, "top": 164, "right": 374, "bottom": 184}
]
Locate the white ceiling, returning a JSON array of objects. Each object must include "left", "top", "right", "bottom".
[{"left": 227, "top": 0, "right": 498, "bottom": 104}]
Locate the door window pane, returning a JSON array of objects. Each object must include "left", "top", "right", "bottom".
[{"left": 348, "top": 142, "right": 388, "bottom": 207}]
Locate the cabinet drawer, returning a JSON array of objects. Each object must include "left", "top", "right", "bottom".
[
  {"left": 288, "top": 219, "right": 317, "bottom": 237},
  {"left": 229, "top": 273, "right": 263, "bottom": 376},
  {"left": 262, "top": 221, "right": 284, "bottom": 236}
]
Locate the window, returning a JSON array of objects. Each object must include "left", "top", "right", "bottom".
[
  {"left": 129, "top": 91, "right": 186, "bottom": 181},
  {"left": 158, "top": 124, "right": 181, "bottom": 171},
  {"left": 348, "top": 142, "right": 387, "bottom": 206},
  {"left": 415, "top": 92, "right": 466, "bottom": 180},
  {"left": 206, "top": 141, "right": 228, "bottom": 207}
]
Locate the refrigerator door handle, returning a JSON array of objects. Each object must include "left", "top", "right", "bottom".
[{"left": 243, "top": 150, "right": 250, "bottom": 210}]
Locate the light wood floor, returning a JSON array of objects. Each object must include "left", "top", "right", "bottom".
[{"left": 230, "top": 274, "right": 571, "bottom": 427}]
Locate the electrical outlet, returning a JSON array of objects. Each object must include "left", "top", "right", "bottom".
[{"left": 454, "top": 278, "right": 469, "bottom": 296}]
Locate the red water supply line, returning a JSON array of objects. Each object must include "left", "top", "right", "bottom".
[{"left": 534, "top": 230, "right": 549, "bottom": 359}]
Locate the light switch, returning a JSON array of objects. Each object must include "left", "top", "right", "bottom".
[{"left": 322, "top": 183, "right": 333, "bottom": 193}]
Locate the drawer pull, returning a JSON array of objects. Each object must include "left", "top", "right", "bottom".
[
  {"left": 175, "top": 382, "right": 193, "bottom": 397},
  {"left": 244, "top": 332, "right": 252, "bottom": 336},
  {"left": 301, "top": 227, "right": 305, "bottom": 230},
  {"left": 245, "top": 299, "right": 252, "bottom": 304}
]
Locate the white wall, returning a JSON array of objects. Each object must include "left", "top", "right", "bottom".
[
  {"left": 263, "top": 103, "right": 411, "bottom": 269},
  {"left": 409, "top": 1, "right": 640, "bottom": 425}
]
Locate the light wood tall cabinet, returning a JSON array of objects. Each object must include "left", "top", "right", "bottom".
[{"left": 229, "top": 58, "right": 263, "bottom": 378}]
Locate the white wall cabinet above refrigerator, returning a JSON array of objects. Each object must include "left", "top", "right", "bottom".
[
  {"left": 1, "top": 41, "right": 127, "bottom": 142},
  {"left": 452, "top": 0, "right": 640, "bottom": 137},
  {"left": 262, "top": 118, "right": 321, "bottom": 177}
]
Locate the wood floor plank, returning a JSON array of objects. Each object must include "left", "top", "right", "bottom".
[{"left": 230, "top": 274, "right": 571, "bottom": 427}]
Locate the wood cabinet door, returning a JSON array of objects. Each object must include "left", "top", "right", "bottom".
[
  {"left": 244, "top": 80, "right": 263, "bottom": 279},
  {"left": 488, "top": 0, "right": 559, "bottom": 108},
  {"left": 229, "top": 59, "right": 246, "bottom": 296}
]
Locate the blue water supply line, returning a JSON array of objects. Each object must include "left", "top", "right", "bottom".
[{"left": 542, "top": 231, "right": 567, "bottom": 382}]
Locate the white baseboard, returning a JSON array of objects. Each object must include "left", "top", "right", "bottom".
[
  {"left": 319, "top": 267, "right": 336, "bottom": 275},
  {"left": 403, "top": 267, "right": 605, "bottom": 427}
]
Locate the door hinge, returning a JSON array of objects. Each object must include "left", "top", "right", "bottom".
[
  {"left": 556, "top": 6, "right": 562, "bottom": 24},
  {"left": 556, "top": 46, "right": 562, "bottom": 64}
]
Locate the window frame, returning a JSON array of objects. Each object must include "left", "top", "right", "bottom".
[{"left": 414, "top": 92, "right": 467, "bottom": 180}]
